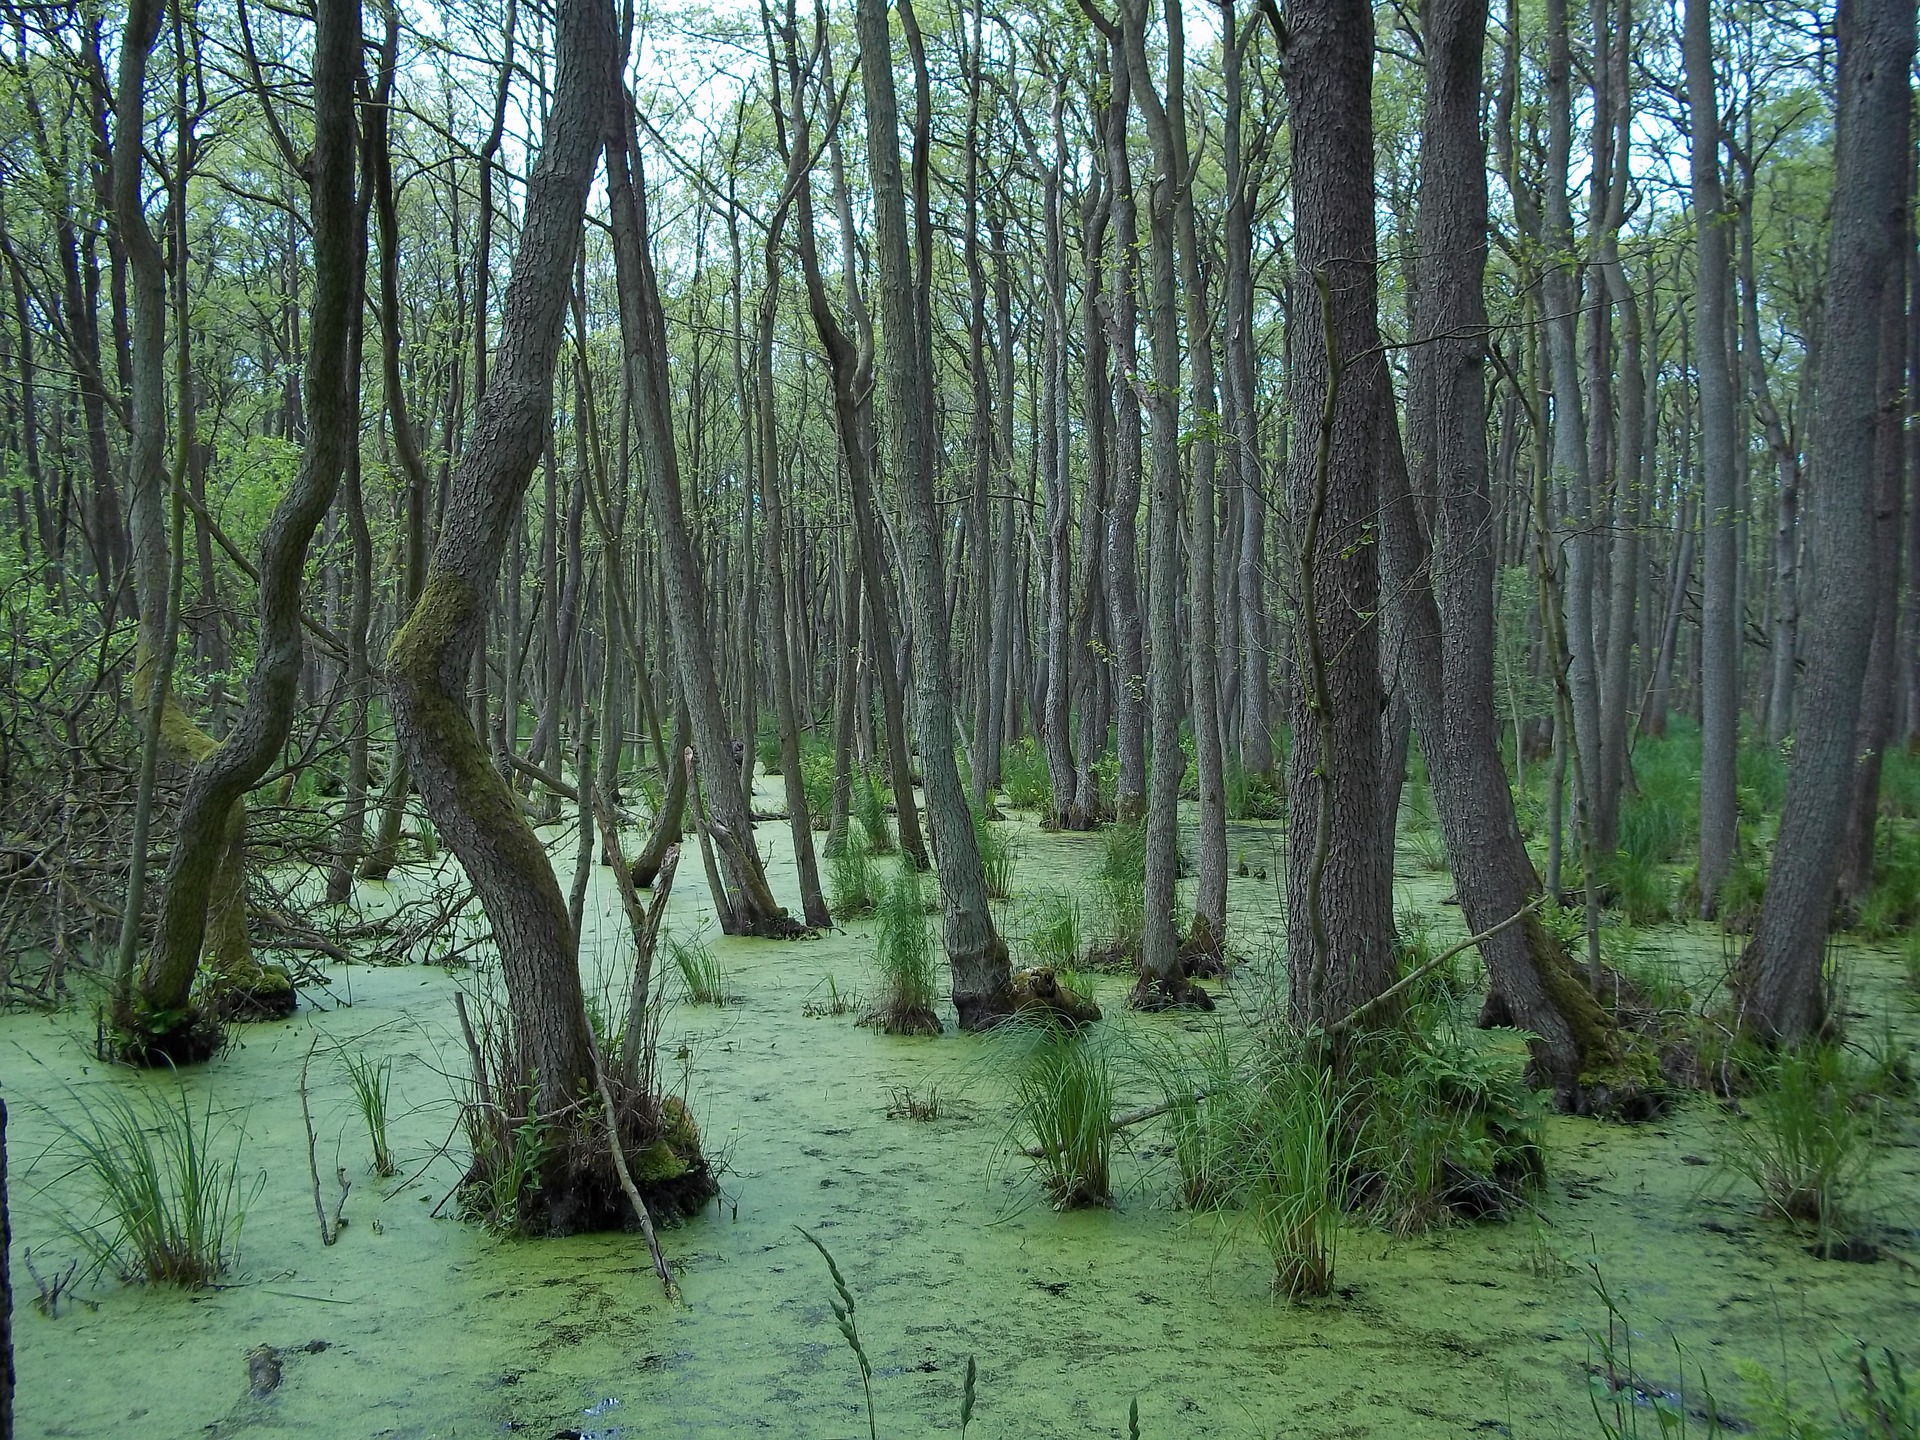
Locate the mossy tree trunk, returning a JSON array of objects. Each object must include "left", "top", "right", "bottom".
[{"left": 386, "top": 0, "right": 618, "bottom": 1124}]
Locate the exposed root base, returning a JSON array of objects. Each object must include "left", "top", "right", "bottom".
[
  {"left": 466, "top": 1092, "right": 718, "bottom": 1239},
  {"left": 1179, "top": 919, "right": 1228, "bottom": 980},
  {"left": 1128, "top": 973, "right": 1215, "bottom": 1013},
  {"left": 105, "top": 1005, "right": 228, "bottom": 1067},
  {"left": 215, "top": 972, "right": 298, "bottom": 1023},
  {"left": 1080, "top": 938, "right": 1141, "bottom": 974},
  {"left": 860, "top": 1005, "right": 943, "bottom": 1037},
  {"left": 734, "top": 914, "right": 815, "bottom": 940},
  {"left": 1011, "top": 967, "right": 1102, "bottom": 1026}
]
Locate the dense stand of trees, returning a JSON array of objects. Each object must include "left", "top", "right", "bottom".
[{"left": 0, "top": 0, "right": 1915, "bottom": 1154}]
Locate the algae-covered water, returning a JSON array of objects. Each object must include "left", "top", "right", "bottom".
[{"left": 6, "top": 790, "right": 1918, "bottom": 1438}]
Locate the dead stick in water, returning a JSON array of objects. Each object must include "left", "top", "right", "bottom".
[
  {"left": 1326, "top": 897, "right": 1544, "bottom": 1038},
  {"left": 582, "top": 1024, "right": 679, "bottom": 1303},
  {"left": 299, "top": 1040, "right": 342, "bottom": 1245}
]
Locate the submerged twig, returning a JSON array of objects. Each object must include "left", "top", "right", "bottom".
[{"left": 299, "top": 1040, "right": 342, "bottom": 1246}]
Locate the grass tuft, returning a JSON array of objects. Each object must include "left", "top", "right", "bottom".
[
  {"left": 51, "top": 1080, "right": 255, "bottom": 1288},
  {"left": 1012, "top": 1026, "right": 1114, "bottom": 1208},
  {"left": 1717, "top": 1043, "right": 1876, "bottom": 1241},
  {"left": 830, "top": 830, "right": 878, "bottom": 920},
  {"left": 341, "top": 1049, "right": 398, "bottom": 1177},
  {"left": 669, "top": 936, "right": 729, "bottom": 1006},
  {"left": 1241, "top": 1058, "right": 1347, "bottom": 1299},
  {"left": 869, "top": 861, "right": 942, "bottom": 1034}
]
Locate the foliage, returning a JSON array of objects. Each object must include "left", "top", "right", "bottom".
[
  {"left": 798, "top": 1228, "right": 878, "bottom": 1440},
  {"left": 1090, "top": 820, "right": 1148, "bottom": 958},
  {"left": 999, "top": 738, "right": 1053, "bottom": 813},
  {"left": 1240, "top": 1057, "right": 1347, "bottom": 1299},
  {"left": 799, "top": 742, "right": 837, "bottom": 837},
  {"left": 1224, "top": 759, "right": 1283, "bottom": 821},
  {"left": 49, "top": 1080, "right": 255, "bottom": 1288},
  {"left": 1018, "top": 891, "right": 1083, "bottom": 972},
  {"left": 1716, "top": 1043, "right": 1876, "bottom": 1239},
  {"left": 973, "top": 800, "right": 1018, "bottom": 901},
  {"left": 855, "top": 769, "right": 896, "bottom": 855},
  {"left": 1357, "top": 1012, "right": 1545, "bottom": 1234},
  {"left": 1852, "top": 826, "right": 1920, "bottom": 940},
  {"left": 869, "top": 861, "right": 941, "bottom": 1033},
  {"left": 1139, "top": 1023, "right": 1245, "bottom": 1211}
]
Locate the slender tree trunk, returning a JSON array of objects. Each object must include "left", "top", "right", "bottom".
[
  {"left": 1737, "top": 0, "right": 1914, "bottom": 1042},
  {"left": 856, "top": 0, "right": 1010, "bottom": 1025}
]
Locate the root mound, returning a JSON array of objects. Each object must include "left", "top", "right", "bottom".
[
  {"left": 105, "top": 1004, "right": 228, "bottom": 1067},
  {"left": 1012, "top": 967, "right": 1102, "bottom": 1026}
]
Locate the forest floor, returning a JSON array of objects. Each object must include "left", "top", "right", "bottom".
[{"left": 5, "top": 782, "right": 1918, "bottom": 1439}]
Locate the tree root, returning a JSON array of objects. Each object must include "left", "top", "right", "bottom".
[
  {"left": 102, "top": 1004, "right": 227, "bottom": 1067},
  {"left": 1128, "top": 972, "right": 1215, "bottom": 1013},
  {"left": 1014, "top": 967, "right": 1103, "bottom": 1025}
]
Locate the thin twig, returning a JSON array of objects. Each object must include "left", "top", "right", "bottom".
[
  {"left": 1327, "top": 898, "right": 1545, "bottom": 1037},
  {"left": 299, "top": 1040, "right": 339, "bottom": 1246}
]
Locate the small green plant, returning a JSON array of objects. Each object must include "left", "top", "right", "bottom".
[
  {"left": 342, "top": 1050, "right": 398, "bottom": 1177},
  {"left": 855, "top": 769, "right": 896, "bottom": 855},
  {"left": 1091, "top": 820, "right": 1148, "bottom": 959},
  {"left": 756, "top": 731, "right": 783, "bottom": 776},
  {"left": 1012, "top": 1027, "right": 1114, "bottom": 1208},
  {"left": 1393, "top": 906, "right": 1467, "bottom": 1005},
  {"left": 974, "top": 802, "right": 1018, "bottom": 901},
  {"left": 1243, "top": 1058, "right": 1347, "bottom": 1298},
  {"left": 1142, "top": 1023, "right": 1245, "bottom": 1211},
  {"left": 1716, "top": 851, "right": 1768, "bottom": 933},
  {"left": 830, "top": 831, "right": 878, "bottom": 919},
  {"left": 468, "top": 1090, "right": 547, "bottom": 1235},
  {"left": 1717, "top": 1043, "right": 1875, "bottom": 1240},
  {"left": 1736, "top": 1344, "right": 1919, "bottom": 1440},
  {"left": 1901, "top": 931, "right": 1920, "bottom": 994},
  {"left": 51, "top": 1080, "right": 255, "bottom": 1288},
  {"left": 1000, "top": 738, "right": 1052, "bottom": 812},
  {"left": 1225, "top": 759, "right": 1283, "bottom": 820},
  {"left": 1586, "top": 1264, "right": 1723, "bottom": 1438},
  {"left": 804, "top": 973, "right": 859, "bottom": 1018},
  {"left": 1020, "top": 892, "right": 1083, "bottom": 971},
  {"left": 670, "top": 936, "right": 729, "bottom": 1006},
  {"left": 869, "top": 862, "right": 942, "bottom": 1034},
  {"left": 799, "top": 1228, "right": 878, "bottom": 1440},
  {"left": 886, "top": 1084, "right": 944, "bottom": 1120},
  {"left": 1606, "top": 846, "right": 1673, "bottom": 926}
]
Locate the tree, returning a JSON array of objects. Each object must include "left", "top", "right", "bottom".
[{"left": 1735, "top": 0, "right": 1915, "bottom": 1042}]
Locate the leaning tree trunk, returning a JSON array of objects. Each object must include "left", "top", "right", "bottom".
[
  {"left": 856, "top": 0, "right": 1011, "bottom": 1026},
  {"left": 386, "top": 0, "right": 616, "bottom": 1130},
  {"left": 1280, "top": 0, "right": 1396, "bottom": 1034},
  {"left": 109, "top": 0, "right": 259, "bottom": 1040},
  {"left": 1737, "top": 0, "right": 1915, "bottom": 1043},
  {"left": 605, "top": 92, "right": 795, "bottom": 937},
  {"left": 127, "top": 0, "right": 362, "bottom": 1055},
  {"left": 1386, "top": 0, "right": 1641, "bottom": 1115}
]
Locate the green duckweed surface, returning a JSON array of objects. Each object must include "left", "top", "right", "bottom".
[{"left": 5, "top": 788, "right": 1918, "bottom": 1438}]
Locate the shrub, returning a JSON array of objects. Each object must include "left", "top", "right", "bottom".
[
  {"left": 1357, "top": 1017, "right": 1544, "bottom": 1234},
  {"left": 868, "top": 862, "right": 941, "bottom": 1034},
  {"left": 1606, "top": 846, "right": 1673, "bottom": 926},
  {"left": 1717, "top": 1043, "right": 1875, "bottom": 1239},
  {"left": 1000, "top": 738, "right": 1052, "bottom": 813},
  {"left": 53, "top": 1081, "right": 255, "bottom": 1288},
  {"left": 830, "top": 832, "right": 877, "bottom": 920},
  {"left": 669, "top": 935, "right": 729, "bottom": 1005},
  {"left": 1012, "top": 1027, "right": 1114, "bottom": 1208}
]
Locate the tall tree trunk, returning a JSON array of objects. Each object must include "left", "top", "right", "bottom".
[
  {"left": 856, "top": 0, "right": 1010, "bottom": 1025},
  {"left": 387, "top": 0, "right": 616, "bottom": 1128},
  {"left": 1736, "top": 0, "right": 1914, "bottom": 1042},
  {"left": 1387, "top": 0, "right": 1635, "bottom": 1112},
  {"left": 1686, "top": 0, "right": 1741, "bottom": 918},
  {"left": 1279, "top": 0, "right": 1395, "bottom": 1032}
]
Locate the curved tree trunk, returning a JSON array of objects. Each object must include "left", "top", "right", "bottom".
[
  {"left": 386, "top": 0, "right": 617, "bottom": 1126},
  {"left": 131, "top": 0, "right": 362, "bottom": 1043}
]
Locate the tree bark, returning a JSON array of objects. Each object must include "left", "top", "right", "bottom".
[{"left": 1737, "top": 0, "right": 1915, "bottom": 1042}]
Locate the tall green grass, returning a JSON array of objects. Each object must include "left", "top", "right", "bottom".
[
  {"left": 999, "top": 738, "right": 1053, "bottom": 813},
  {"left": 1013, "top": 1028, "right": 1115, "bottom": 1208},
  {"left": 1091, "top": 820, "right": 1147, "bottom": 958},
  {"left": 870, "top": 861, "right": 941, "bottom": 1033},
  {"left": 342, "top": 1050, "right": 397, "bottom": 1177},
  {"left": 1717, "top": 1043, "right": 1876, "bottom": 1240},
  {"left": 1241, "top": 1059, "right": 1347, "bottom": 1298},
  {"left": 856, "top": 769, "right": 896, "bottom": 854},
  {"left": 669, "top": 936, "right": 729, "bottom": 1005},
  {"left": 830, "top": 831, "right": 877, "bottom": 919},
  {"left": 52, "top": 1081, "right": 255, "bottom": 1288},
  {"left": 973, "top": 801, "right": 1018, "bottom": 901},
  {"left": 1019, "top": 891, "right": 1083, "bottom": 972}
]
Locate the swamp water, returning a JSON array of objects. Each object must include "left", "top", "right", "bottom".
[{"left": 5, "top": 791, "right": 1918, "bottom": 1438}]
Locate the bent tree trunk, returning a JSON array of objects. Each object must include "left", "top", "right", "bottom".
[
  {"left": 856, "top": 0, "right": 1011, "bottom": 1026},
  {"left": 387, "top": 0, "right": 616, "bottom": 1131},
  {"left": 1738, "top": 0, "right": 1916, "bottom": 1040},
  {"left": 1280, "top": 0, "right": 1396, "bottom": 1033},
  {"left": 109, "top": 0, "right": 259, "bottom": 1044},
  {"left": 124, "top": 0, "right": 363, "bottom": 1050}
]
